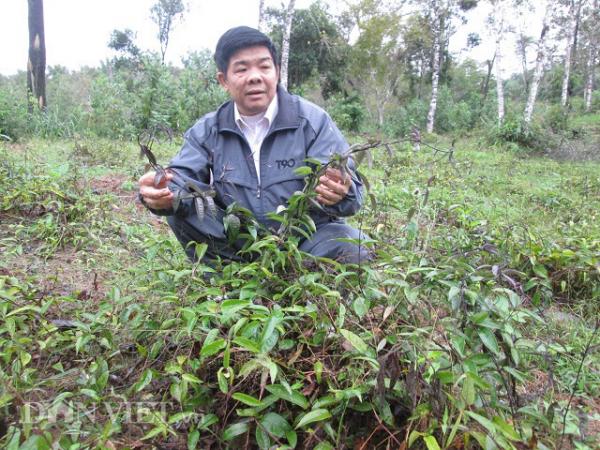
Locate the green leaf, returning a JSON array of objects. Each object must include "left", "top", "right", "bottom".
[
  {"left": 314, "top": 442, "right": 334, "bottom": 450},
  {"left": 233, "top": 337, "right": 261, "bottom": 353},
  {"left": 232, "top": 393, "right": 264, "bottom": 407},
  {"left": 352, "top": 296, "right": 368, "bottom": 318},
  {"left": 17, "top": 435, "right": 52, "bottom": 450},
  {"left": 286, "top": 430, "right": 298, "bottom": 447},
  {"left": 294, "top": 166, "right": 313, "bottom": 176},
  {"left": 5, "top": 427, "right": 20, "bottom": 450},
  {"left": 260, "top": 313, "right": 282, "bottom": 353},
  {"left": 169, "top": 411, "right": 198, "bottom": 424},
  {"left": 198, "top": 413, "right": 219, "bottom": 429},
  {"left": 221, "top": 299, "right": 252, "bottom": 315},
  {"left": 409, "top": 430, "right": 423, "bottom": 447},
  {"left": 222, "top": 421, "right": 249, "bottom": 441},
  {"left": 80, "top": 388, "right": 100, "bottom": 401},
  {"left": 462, "top": 375, "right": 475, "bottom": 406},
  {"left": 295, "top": 408, "right": 332, "bottom": 429},
  {"left": 142, "top": 425, "right": 166, "bottom": 440},
  {"left": 188, "top": 429, "right": 200, "bottom": 450},
  {"left": 182, "top": 373, "right": 203, "bottom": 384},
  {"left": 532, "top": 263, "right": 548, "bottom": 279},
  {"left": 265, "top": 384, "right": 309, "bottom": 409},
  {"left": 465, "top": 411, "right": 497, "bottom": 435},
  {"left": 256, "top": 425, "right": 271, "bottom": 449},
  {"left": 492, "top": 416, "right": 520, "bottom": 440},
  {"left": 478, "top": 328, "right": 501, "bottom": 355},
  {"left": 201, "top": 338, "right": 227, "bottom": 358},
  {"left": 340, "top": 329, "right": 368, "bottom": 353},
  {"left": 134, "top": 368, "right": 153, "bottom": 392},
  {"left": 217, "top": 368, "right": 230, "bottom": 394},
  {"left": 314, "top": 361, "right": 323, "bottom": 384},
  {"left": 423, "top": 435, "right": 442, "bottom": 450},
  {"left": 260, "top": 412, "right": 292, "bottom": 438}
]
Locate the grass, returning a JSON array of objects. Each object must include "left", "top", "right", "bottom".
[{"left": 0, "top": 135, "right": 599, "bottom": 449}]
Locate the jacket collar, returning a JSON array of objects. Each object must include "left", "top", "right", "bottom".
[{"left": 218, "top": 85, "right": 300, "bottom": 134}]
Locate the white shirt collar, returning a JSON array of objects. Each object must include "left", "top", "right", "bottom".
[{"left": 234, "top": 93, "right": 279, "bottom": 130}]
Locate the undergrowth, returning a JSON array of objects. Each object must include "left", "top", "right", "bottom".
[{"left": 0, "top": 138, "right": 598, "bottom": 449}]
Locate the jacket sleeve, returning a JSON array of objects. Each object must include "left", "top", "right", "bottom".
[{"left": 306, "top": 112, "right": 364, "bottom": 217}]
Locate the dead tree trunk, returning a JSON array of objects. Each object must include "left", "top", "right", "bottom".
[
  {"left": 280, "top": 0, "right": 296, "bottom": 91},
  {"left": 524, "top": 2, "right": 551, "bottom": 125},
  {"left": 27, "top": 0, "right": 46, "bottom": 112}
]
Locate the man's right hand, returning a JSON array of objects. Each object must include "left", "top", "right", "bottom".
[{"left": 138, "top": 170, "right": 174, "bottom": 210}]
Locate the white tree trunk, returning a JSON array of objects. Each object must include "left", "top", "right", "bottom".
[
  {"left": 584, "top": 0, "right": 598, "bottom": 111},
  {"left": 426, "top": 5, "right": 441, "bottom": 133},
  {"left": 584, "top": 45, "right": 596, "bottom": 111},
  {"left": 524, "top": 2, "right": 551, "bottom": 125},
  {"left": 258, "top": 0, "right": 266, "bottom": 32},
  {"left": 492, "top": 0, "right": 506, "bottom": 125},
  {"left": 280, "top": 0, "right": 296, "bottom": 91},
  {"left": 561, "top": 1, "right": 578, "bottom": 107}
]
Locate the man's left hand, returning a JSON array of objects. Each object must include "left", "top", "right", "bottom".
[{"left": 315, "top": 168, "right": 351, "bottom": 206}]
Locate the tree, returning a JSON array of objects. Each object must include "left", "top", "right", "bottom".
[
  {"left": 400, "top": 14, "right": 434, "bottom": 100},
  {"left": 108, "top": 29, "right": 140, "bottom": 58},
  {"left": 150, "top": 0, "right": 185, "bottom": 64},
  {"left": 426, "top": 1, "right": 442, "bottom": 133},
  {"left": 582, "top": 0, "right": 598, "bottom": 111},
  {"left": 265, "top": 2, "right": 350, "bottom": 97},
  {"left": 347, "top": 0, "right": 404, "bottom": 128},
  {"left": 560, "top": 0, "right": 584, "bottom": 106},
  {"left": 280, "top": 0, "right": 296, "bottom": 91},
  {"left": 423, "top": 0, "right": 478, "bottom": 133},
  {"left": 258, "top": 0, "right": 267, "bottom": 32},
  {"left": 524, "top": 0, "right": 552, "bottom": 124},
  {"left": 27, "top": 0, "right": 46, "bottom": 112},
  {"left": 488, "top": 0, "right": 508, "bottom": 124}
]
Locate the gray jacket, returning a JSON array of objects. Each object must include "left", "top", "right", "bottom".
[{"left": 158, "top": 86, "right": 364, "bottom": 236}]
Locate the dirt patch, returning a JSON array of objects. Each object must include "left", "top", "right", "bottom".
[
  {"left": 2, "top": 246, "right": 107, "bottom": 308},
  {"left": 87, "top": 173, "right": 134, "bottom": 197}
]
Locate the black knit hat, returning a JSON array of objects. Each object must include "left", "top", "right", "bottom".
[{"left": 214, "top": 26, "right": 279, "bottom": 73}]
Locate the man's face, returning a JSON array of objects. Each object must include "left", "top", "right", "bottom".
[{"left": 217, "top": 45, "right": 279, "bottom": 116}]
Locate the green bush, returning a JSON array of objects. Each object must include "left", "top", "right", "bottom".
[
  {"left": 486, "top": 114, "right": 544, "bottom": 151},
  {"left": 382, "top": 98, "right": 427, "bottom": 138},
  {"left": 88, "top": 73, "right": 137, "bottom": 139},
  {"left": 326, "top": 93, "right": 365, "bottom": 132},
  {"left": 542, "top": 104, "right": 569, "bottom": 133},
  {"left": 0, "top": 80, "right": 28, "bottom": 140},
  {"left": 175, "top": 50, "right": 228, "bottom": 131},
  {"left": 435, "top": 85, "right": 477, "bottom": 133}
]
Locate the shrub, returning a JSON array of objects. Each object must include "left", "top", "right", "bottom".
[
  {"left": 88, "top": 73, "right": 137, "bottom": 139},
  {"left": 0, "top": 80, "right": 28, "bottom": 140},
  {"left": 382, "top": 98, "right": 427, "bottom": 138},
  {"left": 542, "top": 104, "right": 569, "bottom": 133},
  {"left": 486, "top": 114, "right": 544, "bottom": 151},
  {"left": 175, "top": 51, "right": 228, "bottom": 130},
  {"left": 326, "top": 93, "right": 365, "bottom": 132}
]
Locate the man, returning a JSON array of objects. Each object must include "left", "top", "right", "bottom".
[{"left": 138, "top": 26, "right": 369, "bottom": 264}]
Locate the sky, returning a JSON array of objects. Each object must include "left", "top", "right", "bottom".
[{"left": 1, "top": 0, "right": 543, "bottom": 77}]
